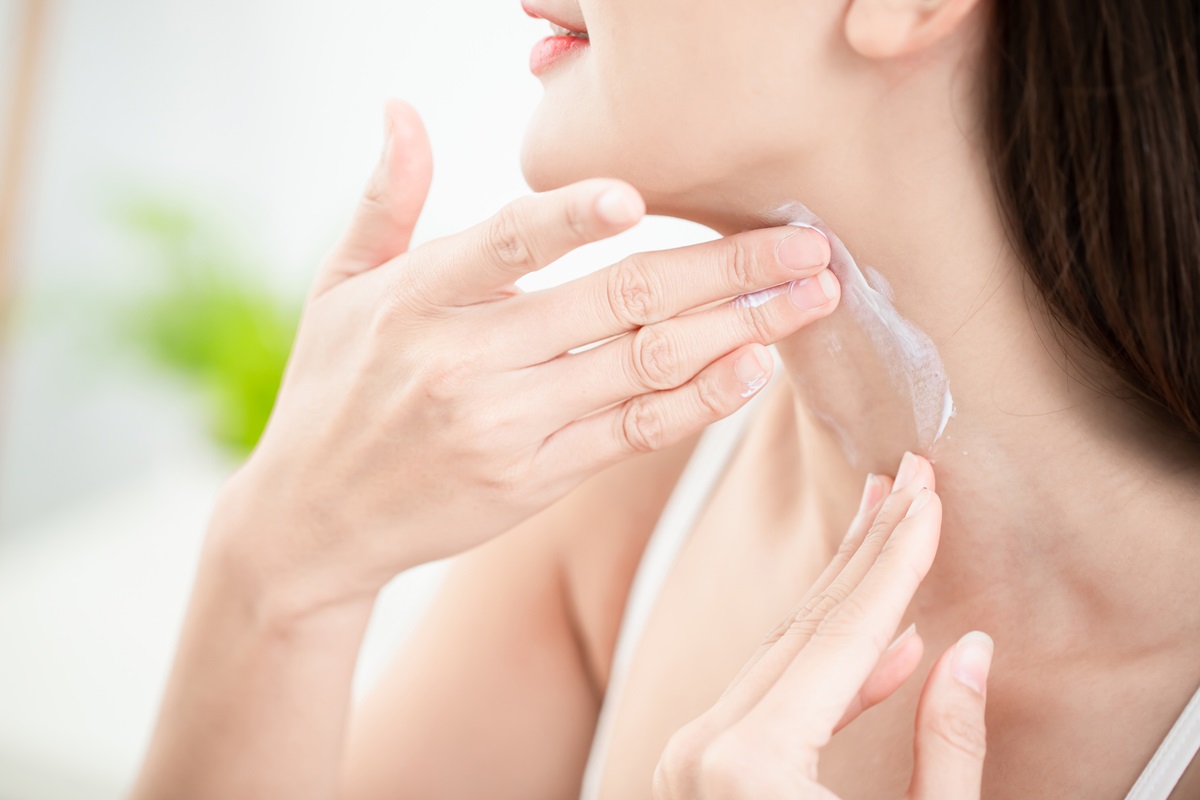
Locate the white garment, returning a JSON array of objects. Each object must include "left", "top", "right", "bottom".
[{"left": 577, "top": 349, "right": 1200, "bottom": 800}]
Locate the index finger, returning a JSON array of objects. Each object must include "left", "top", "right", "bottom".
[
  {"left": 703, "top": 457, "right": 930, "bottom": 732},
  {"left": 489, "top": 223, "right": 832, "bottom": 365},
  {"left": 741, "top": 487, "right": 943, "bottom": 747},
  {"left": 394, "top": 178, "right": 646, "bottom": 307}
]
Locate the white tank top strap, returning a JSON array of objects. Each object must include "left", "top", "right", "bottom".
[
  {"left": 577, "top": 347, "right": 781, "bottom": 800},
  {"left": 1125, "top": 680, "right": 1200, "bottom": 800}
]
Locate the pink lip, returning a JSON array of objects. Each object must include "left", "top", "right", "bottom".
[
  {"left": 520, "top": 1, "right": 588, "bottom": 35},
  {"left": 529, "top": 35, "right": 589, "bottom": 76}
]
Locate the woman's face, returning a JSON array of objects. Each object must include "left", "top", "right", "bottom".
[{"left": 520, "top": 0, "right": 865, "bottom": 221}]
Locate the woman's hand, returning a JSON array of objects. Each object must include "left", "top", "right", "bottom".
[
  {"left": 653, "top": 454, "right": 994, "bottom": 800},
  {"left": 215, "top": 99, "right": 842, "bottom": 615}
]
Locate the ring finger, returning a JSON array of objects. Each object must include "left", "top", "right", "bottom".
[
  {"left": 479, "top": 224, "right": 834, "bottom": 367},
  {"left": 532, "top": 268, "right": 839, "bottom": 427}
]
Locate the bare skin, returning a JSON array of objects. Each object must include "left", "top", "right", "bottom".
[
  {"left": 582, "top": 377, "right": 1200, "bottom": 800},
  {"left": 132, "top": 0, "right": 1200, "bottom": 795},
  {"left": 128, "top": 100, "right": 847, "bottom": 799},
  {"left": 347, "top": 0, "right": 1200, "bottom": 795},
  {"left": 342, "top": 368, "right": 1200, "bottom": 800}
]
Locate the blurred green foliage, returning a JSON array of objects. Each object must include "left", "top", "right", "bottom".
[{"left": 115, "top": 198, "right": 301, "bottom": 457}]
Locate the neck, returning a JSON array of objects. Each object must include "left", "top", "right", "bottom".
[{"left": 678, "top": 136, "right": 1200, "bottom": 660}]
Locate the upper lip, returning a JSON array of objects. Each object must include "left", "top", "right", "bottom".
[{"left": 521, "top": 1, "right": 587, "bottom": 35}]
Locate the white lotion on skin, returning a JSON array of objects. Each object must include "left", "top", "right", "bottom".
[
  {"left": 732, "top": 281, "right": 791, "bottom": 310},
  {"left": 774, "top": 200, "right": 956, "bottom": 450}
]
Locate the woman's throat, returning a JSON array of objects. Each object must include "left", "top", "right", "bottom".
[{"left": 767, "top": 200, "right": 955, "bottom": 469}]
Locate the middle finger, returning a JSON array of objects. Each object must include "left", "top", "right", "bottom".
[
  {"left": 709, "top": 455, "right": 935, "bottom": 724},
  {"left": 485, "top": 224, "right": 833, "bottom": 366},
  {"left": 743, "top": 484, "right": 942, "bottom": 741},
  {"left": 532, "top": 266, "right": 839, "bottom": 427}
]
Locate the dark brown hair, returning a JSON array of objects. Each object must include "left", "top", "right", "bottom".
[{"left": 985, "top": 0, "right": 1200, "bottom": 440}]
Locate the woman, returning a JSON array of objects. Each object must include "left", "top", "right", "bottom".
[{"left": 131, "top": 0, "right": 1200, "bottom": 797}]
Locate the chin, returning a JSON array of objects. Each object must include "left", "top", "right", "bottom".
[
  {"left": 520, "top": 97, "right": 718, "bottom": 219},
  {"left": 519, "top": 125, "right": 589, "bottom": 194},
  {"left": 520, "top": 138, "right": 730, "bottom": 234},
  {"left": 519, "top": 101, "right": 632, "bottom": 195}
]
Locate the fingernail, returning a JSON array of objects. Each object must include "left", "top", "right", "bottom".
[
  {"left": 596, "top": 186, "right": 643, "bottom": 225},
  {"left": 734, "top": 346, "right": 772, "bottom": 396},
  {"left": 788, "top": 270, "right": 838, "bottom": 310},
  {"left": 903, "top": 487, "right": 932, "bottom": 519},
  {"left": 776, "top": 228, "right": 830, "bottom": 271},
  {"left": 893, "top": 451, "right": 918, "bottom": 491},
  {"left": 886, "top": 622, "right": 918, "bottom": 654},
  {"left": 856, "top": 473, "right": 885, "bottom": 516},
  {"left": 951, "top": 631, "right": 994, "bottom": 694}
]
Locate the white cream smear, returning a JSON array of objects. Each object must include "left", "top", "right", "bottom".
[{"left": 767, "top": 200, "right": 955, "bottom": 460}]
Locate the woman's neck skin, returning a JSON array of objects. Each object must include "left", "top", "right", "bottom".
[{"left": 655, "top": 40, "right": 1200, "bottom": 664}]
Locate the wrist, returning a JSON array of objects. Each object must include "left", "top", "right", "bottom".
[{"left": 204, "top": 461, "right": 382, "bottom": 634}]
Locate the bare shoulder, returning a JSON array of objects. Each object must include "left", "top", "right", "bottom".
[
  {"left": 549, "top": 378, "right": 796, "bottom": 696},
  {"left": 340, "top": 431, "right": 703, "bottom": 800},
  {"left": 552, "top": 431, "right": 705, "bottom": 694}
]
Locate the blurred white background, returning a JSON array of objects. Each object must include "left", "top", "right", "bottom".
[{"left": 0, "top": 1, "right": 715, "bottom": 797}]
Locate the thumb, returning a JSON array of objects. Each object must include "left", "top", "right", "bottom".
[
  {"left": 313, "top": 98, "right": 434, "bottom": 297},
  {"left": 906, "top": 631, "right": 993, "bottom": 800}
]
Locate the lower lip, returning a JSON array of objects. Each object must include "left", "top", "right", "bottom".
[{"left": 530, "top": 35, "right": 589, "bottom": 76}]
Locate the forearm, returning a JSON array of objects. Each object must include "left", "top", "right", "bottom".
[{"left": 130, "top": 489, "right": 378, "bottom": 800}]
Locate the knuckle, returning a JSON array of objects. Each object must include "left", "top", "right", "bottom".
[
  {"left": 606, "top": 256, "right": 661, "bottom": 328},
  {"left": 760, "top": 594, "right": 825, "bottom": 648},
  {"left": 784, "top": 614, "right": 822, "bottom": 642},
  {"left": 481, "top": 458, "right": 527, "bottom": 495},
  {"left": 667, "top": 726, "right": 821, "bottom": 799},
  {"left": 453, "top": 413, "right": 522, "bottom": 488},
  {"left": 723, "top": 236, "right": 759, "bottom": 293},
  {"left": 655, "top": 726, "right": 704, "bottom": 794},
  {"left": 833, "top": 534, "right": 863, "bottom": 563},
  {"left": 629, "top": 326, "right": 682, "bottom": 390},
  {"left": 758, "top": 617, "right": 791, "bottom": 650},
  {"left": 863, "top": 515, "right": 896, "bottom": 549},
  {"left": 740, "top": 300, "right": 779, "bottom": 343},
  {"left": 783, "top": 591, "right": 841, "bottom": 641},
  {"left": 692, "top": 370, "right": 727, "bottom": 418},
  {"left": 816, "top": 594, "right": 891, "bottom": 652},
  {"left": 369, "top": 296, "right": 404, "bottom": 335},
  {"left": 563, "top": 192, "right": 591, "bottom": 239},
  {"left": 485, "top": 204, "right": 534, "bottom": 270},
  {"left": 698, "top": 736, "right": 766, "bottom": 796},
  {"left": 616, "top": 397, "right": 667, "bottom": 453},
  {"left": 361, "top": 168, "right": 390, "bottom": 213},
  {"left": 798, "top": 588, "right": 842, "bottom": 623},
  {"left": 370, "top": 273, "right": 431, "bottom": 324},
  {"left": 930, "top": 704, "right": 988, "bottom": 761},
  {"left": 417, "top": 357, "right": 472, "bottom": 402}
]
